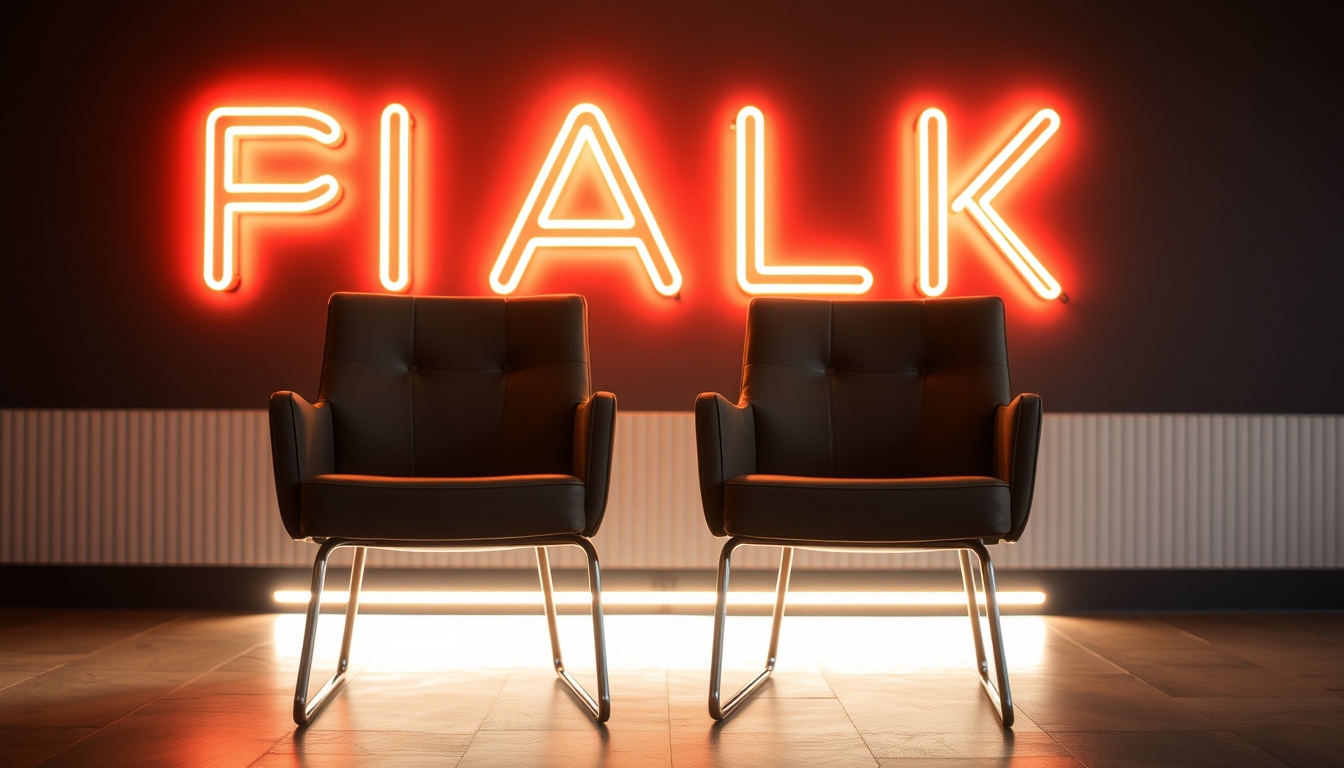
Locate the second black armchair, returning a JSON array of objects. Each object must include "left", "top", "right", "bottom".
[{"left": 695, "top": 296, "right": 1042, "bottom": 726}]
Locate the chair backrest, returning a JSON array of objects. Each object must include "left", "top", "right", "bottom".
[
  {"left": 318, "top": 293, "right": 590, "bottom": 477},
  {"left": 742, "top": 297, "right": 1010, "bottom": 479}
]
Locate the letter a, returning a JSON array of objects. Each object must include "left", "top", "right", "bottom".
[{"left": 490, "top": 104, "right": 682, "bottom": 296}]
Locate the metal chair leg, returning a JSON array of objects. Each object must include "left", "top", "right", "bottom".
[
  {"left": 536, "top": 543, "right": 610, "bottom": 723},
  {"left": 958, "top": 550, "right": 991, "bottom": 683},
  {"left": 709, "top": 539, "right": 794, "bottom": 720},
  {"left": 961, "top": 543, "right": 1014, "bottom": 727},
  {"left": 294, "top": 542, "right": 367, "bottom": 726}
]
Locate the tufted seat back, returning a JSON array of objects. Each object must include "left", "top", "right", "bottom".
[
  {"left": 742, "top": 297, "right": 1010, "bottom": 479},
  {"left": 318, "top": 293, "right": 589, "bottom": 478}
]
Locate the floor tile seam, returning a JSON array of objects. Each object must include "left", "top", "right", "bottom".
[
  {"left": 34, "top": 636, "right": 275, "bottom": 768},
  {"left": 1044, "top": 624, "right": 1129, "bottom": 673},
  {"left": 0, "top": 669, "right": 48, "bottom": 695},
  {"left": 1122, "top": 664, "right": 1340, "bottom": 700},
  {"left": 1, "top": 613, "right": 187, "bottom": 661},
  {"left": 857, "top": 730, "right": 1082, "bottom": 763},
  {"left": 1052, "top": 728, "right": 1295, "bottom": 768},
  {"left": 54, "top": 612, "right": 196, "bottom": 667},
  {"left": 821, "top": 668, "right": 888, "bottom": 765},
  {"left": 0, "top": 611, "right": 74, "bottom": 640},
  {"left": 1035, "top": 727, "right": 1088, "bottom": 767},
  {"left": 1262, "top": 615, "right": 1344, "bottom": 645},
  {"left": 463, "top": 667, "right": 520, "bottom": 755},
  {"left": 1162, "top": 615, "right": 1344, "bottom": 655},
  {"left": 663, "top": 667, "right": 675, "bottom": 768},
  {"left": 1214, "top": 729, "right": 1301, "bottom": 768},
  {"left": 1148, "top": 616, "right": 1221, "bottom": 648},
  {"left": 253, "top": 708, "right": 309, "bottom": 766},
  {"left": 1146, "top": 631, "right": 1344, "bottom": 695},
  {"left": 1226, "top": 615, "right": 1344, "bottom": 646},
  {"left": 1216, "top": 653, "right": 1344, "bottom": 688}
]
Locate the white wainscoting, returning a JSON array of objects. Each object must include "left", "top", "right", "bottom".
[{"left": 2, "top": 410, "right": 1340, "bottom": 570}]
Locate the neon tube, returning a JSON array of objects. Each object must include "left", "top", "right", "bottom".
[
  {"left": 379, "top": 104, "right": 412, "bottom": 292},
  {"left": 272, "top": 590, "right": 1046, "bottom": 608},
  {"left": 203, "top": 107, "right": 343, "bottom": 291},
  {"left": 916, "top": 108, "right": 948, "bottom": 296},
  {"left": 536, "top": 124, "right": 636, "bottom": 229},
  {"left": 951, "top": 109, "right": 1063, "bottom": 300},
  {"left": 491, "top": 104, "right": 682, "bottom": 297},
  {"left": 734, "top": 106, "right": 873, "bottom": 295}
]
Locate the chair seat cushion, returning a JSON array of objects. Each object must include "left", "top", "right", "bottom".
[
  {"left": 722, "top": 475, "right": 1010, "bottom": 543},
  {"left": 300, "top": 474, "right": 586, "bottom": 540}
]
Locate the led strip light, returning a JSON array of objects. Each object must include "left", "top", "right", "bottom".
[{"left": 273, "top": 590, "right": 1046, "bottom": 607}]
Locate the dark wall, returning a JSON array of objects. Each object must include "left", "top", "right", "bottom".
[{"left": 2, "top": 0, "right": 1340, "bottom": 413}]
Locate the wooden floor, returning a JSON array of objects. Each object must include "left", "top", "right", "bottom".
[{"left": 0, "top": 609, "right": 1341, "bottom": 767}]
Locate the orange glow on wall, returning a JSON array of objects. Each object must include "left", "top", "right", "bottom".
[
  {"left": 490, "top": 103, "right": 683, "bottom": 297},
  {"left": 951, "top": 109, "right": 1064, "bottom": 301},
  {"left": 379, "top": 104, "right": 412, "bottom": 292},
  {"left": 734, "top": 106, "right": 874, "bottom": 295},
  {"left": 203, "top": 107, "right": 344, "bottom": 291}
]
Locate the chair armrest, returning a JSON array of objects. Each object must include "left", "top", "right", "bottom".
[
  {"left": 995, "top": 393, "right": 1043, "bottom": 542},
  {"left": 269, "top": 391, "right": 334, "bottom": 540},
  {"left": 573, "top": 391, "right": 617, "bottom": 536},
  {"left": 694, "top": 393, "right": 756, "bottom": 537}
]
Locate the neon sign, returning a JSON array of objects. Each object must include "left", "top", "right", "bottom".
[
  {"left": 491, "top": 104, "right": 682, "bottom": 297},
  {"left": 734, "top": 106, "right": 874, "bottom": 295},
  {"left": 379, "top": 104, "right": 412, "bottom": 293},
  {"left": 949, "top": 109, "right": 1063, "bottom": 300},
  {"left": 203, "top": 107, "right": 344, "bottom": 291},
  {"left": 201, "top": 100, "right": 1067, "bottom": 301},
  {"left": 916, "top": 108, "right": 949, "bottom": 297}
]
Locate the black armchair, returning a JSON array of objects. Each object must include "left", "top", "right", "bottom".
[
  {"left": 270, "top": 293, "right": 616, "bottom": 725},
  {"left": 695, "top": 296, "right": 1041, "bottom": 725}
]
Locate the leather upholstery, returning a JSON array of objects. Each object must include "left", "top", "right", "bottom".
[
  {"left": 269, "top": 392, "right": 335, "bottom": 539},
  {"left": 300, "top": 474, "right": 585, "bottom": 540},
  {"left": 723, "top": 475, "right": 1010, "bottom": 542},
  {"left": 573, "top": 391, "right": 618, "bottom": 535},
  {"left": 694, "top": 393, "right": 755, "bottom": 537},
  {"left": 269, "top": 292, "right": 616, "bottom": 541},
  {"left": 320, "top": 294, "right": 588, "bottom": 479},
  {"left": 996, "top": 393, "right": 1042, "bottom": 542},
  {"left": 696, "top": 296, "right": 1042, "bottom": 544}
]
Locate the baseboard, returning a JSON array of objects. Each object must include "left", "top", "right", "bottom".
[{"left": 1, "top": 565, "right": 1340, "bottom": 614}]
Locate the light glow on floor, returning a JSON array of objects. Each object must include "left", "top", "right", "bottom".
[
  {"left": 272, "top": 589, "right": 1046, "bottom": 608},
  {"left": 271, "top": 613, "right": 1049, "bottom": 672}
]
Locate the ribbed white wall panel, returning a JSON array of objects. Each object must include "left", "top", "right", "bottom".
[{"left": 2, "top": 410, "right": 1340, "bottom": 570}]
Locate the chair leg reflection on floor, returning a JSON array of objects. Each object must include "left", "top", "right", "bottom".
[
  {"left": 291, "top": 536, "right": 611, "bottom": 726},
  {"left": 707, "top": 538, "right": 1014, "bottom": 727}
]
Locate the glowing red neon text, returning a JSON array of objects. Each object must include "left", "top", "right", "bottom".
[{"left": 202, "top": 102, "right": 1065, "bottom": 300}]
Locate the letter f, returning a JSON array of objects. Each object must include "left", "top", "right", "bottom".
[{"left": 203, "top": 107, "right": 343, "bottom": 291}]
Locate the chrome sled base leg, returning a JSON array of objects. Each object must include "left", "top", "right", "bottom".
[
  {"left": 959, "top": 543, "right": 1014, "bottom": 727},
  {"left": 293, "top": 541, "right": 366, "bottom": 726},
  {"left": 708, "top": 539, "right": 794, "bottom": 720},
  {"left": 537, "top": 541, "right": 611, "bottom": 723}
]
